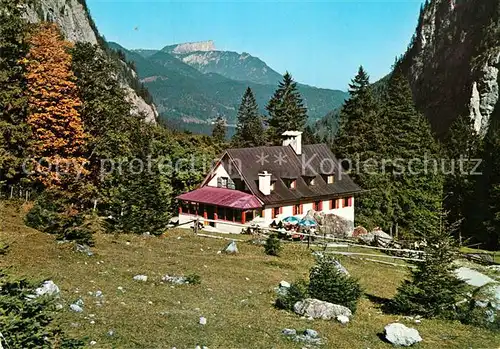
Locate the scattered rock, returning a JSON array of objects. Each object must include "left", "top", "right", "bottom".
[
  {"left": 282, "top": 328, "right": 297, "bottom": 336},
  {"left": 313, "top": 212, "right": 352, "bottom": 238},
  {"left": 95, "top": 290, "right": 103, "bottom": 298},
  {"left": 336, "top": 315, "right": 350, "bottom": 324},
  {"left": 89, "top": 340, "right": 97, "bottom": 346},
  {"left": 384, "top": 323, "right": 422, "bottom": 347},
  {"left": 223, "top": 241, "right": 238, "bottom": 254},
  {"left": 75, "top": 298, "right": 84, "bottom": 307},
  {"left": 107, "top": 330, "right": 115, "bottom": 337},
  {"left": 117, "top": 286, "right": 124, "bottom": 292},
  {"left": 70, "top": 304, "right": 83, "bottom": 313},
  {"left": 294, "top": 298, "right": 352, "bottom": 320},
  {"left": 34, "top": 280, "right": 60, "bottom": 298},
  {"left": 75, "top": 243, "right": 93, "bottom": 256},
  {"left": 304, "top": 329, "right": 318, "bottom": 338},
  {"left": 162, "top": 275, "right": 188, "bottom": 284},
  {"left": 199, "top": 316, "right": 207, "bottom": 325},
  {"left": 133, "top": 275, "right": 148, "bottom": 282},
  {"left": 280, "top": 280, "right": 291, "bottom": 288}
]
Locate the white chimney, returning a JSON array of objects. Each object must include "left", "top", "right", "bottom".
[
  {"left": 282, "top": 131, "right": 302, "bottom": 155},
  {"left": 258, "top": 171, "right": 272, "bottom": 195}
]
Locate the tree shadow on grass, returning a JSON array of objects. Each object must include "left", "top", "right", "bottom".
[{"left": 365, "top": 293, "right": 398, "bottom": 315}]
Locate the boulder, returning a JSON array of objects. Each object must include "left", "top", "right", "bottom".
[
  {"left": 358, "top": 231, "right": 375, "bottom": 245},
  {"left": 384, "top": 323, "right": 422, "bottom": 347},
  {"left": 352, "top": 226, "right": 368, "bottom": 237},
  {"left": 313, "top": 212, "right": 353, "bottom": 238},
  {"left": 223, "top": 241, "right": 238, "bottom": 254},
  {"left": 35, "top": 280, "right": 60, "bottom": 297},
  {"left": 336, "top": 315, "right": 350, "bottom": 324},
  {"left": 199, "top": 316, "right": 207, "bottom": 325},
  {"left": 304, "top": 329, "right": 318, "bottom": 338},
  {"left": 294, "top": 298, "right": 352, "bottom": 320}
]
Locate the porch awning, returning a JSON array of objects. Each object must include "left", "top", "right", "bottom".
[{"left": 177, "top": 186, "right": 263, "bottom": 210}]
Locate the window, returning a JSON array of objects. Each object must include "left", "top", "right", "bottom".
[
  {"left": 314, "top": 201, "right": 321, "bottom": 211},
  {"left": 327, "top": 175, "right": 335, "bottom": 184},
  {"left": 221, "top": 177, "right": 228, "bottom": 188},
  {"left": 272, "top": 207, "right": 280, "bottom": 218},
  {"left": 335, "top": 199, "right": 341, "bottom": 209},
  {"left": 304, "top": 176, "right": 315, "bottom": 186},
  {"left": 293, "top": 204, "right": 303, "bottom": 215},
  {"left": 270, "top": 181, "right": 276, "bottom": 191},
  {"left": 344, "top": 197, "right": 353, "bottom": 207},
  {"left": 283, "top": 179, "right": 297, "bottom": 189}
]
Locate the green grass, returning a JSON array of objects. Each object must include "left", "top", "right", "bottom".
[{"left": 1, "top": 201, "right": 499, "bottom": 348}]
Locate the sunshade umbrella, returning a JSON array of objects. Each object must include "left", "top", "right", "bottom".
[
  {"left": 282, "top": 216, "right": 300, "bottom": 224},
  {"left": 299, "top": 218, "right": 317, "bottom": 227}
]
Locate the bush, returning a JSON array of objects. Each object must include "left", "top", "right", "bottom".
[
  {"left": 185, "top": 273, "right": 201, "bottom": 285},
  {"left": 275, "top": 279, "right": 309, "bottom": 311},
  {"left": 25, "top": 191, "right": 97, "bottom": 246},
  {"left": 457, "top": 284, "right": 500, "bottom": 331},
  {"left": 0, "top": 273, "right": 84, "bottom": 348},
  {"left": 308, "top": 256, "right": 363, "bottom": 313},
  {"left": 264, "top": 234, "right": 282, "bottom": 256}
]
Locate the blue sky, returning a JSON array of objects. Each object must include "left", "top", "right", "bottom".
[{"left": 86, "top": 0, "right": 423, "bottom": 90}]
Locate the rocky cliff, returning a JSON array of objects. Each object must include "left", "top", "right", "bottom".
[
  {"left": 401, "top": 0, "right": 500, "bottom": 137},
  {"left": 164, "top": 40, "right": 216, "bottom": 54},
  {"left": 22, "top": 0, "right": 158, "bottom": 123}
]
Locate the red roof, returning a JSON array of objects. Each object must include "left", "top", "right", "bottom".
[{"left": 177, "top": 186, "right": 262, "bottom": 210}]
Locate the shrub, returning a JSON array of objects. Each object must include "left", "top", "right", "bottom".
[
  {"left": 264, "top": 234, "right": 282, "bottom": 256},
  {"left": 185, "top": 273, "right": 202, "bottom": 285},
  {"left": 0, "top": 273, "right": 84, "bottom": 348},
  {"left": 276, "top": 279, "right": 309, "bottom": 311},
  {"left": 308, "top": 256, "right": 363, "bottom": 313},
  {"left": 59, "top": 213, "right": 105, "bottom": 246}
]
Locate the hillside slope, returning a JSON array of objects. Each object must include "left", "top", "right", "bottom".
[
  {"left": 400, "top": 0, "right": 500, "bottom": 137},
  {"left": 123, "top": 41, "right": 348, "bottom": 131},
  {"left": 1, "top": 202, "right": 498, "bottom": 348}
]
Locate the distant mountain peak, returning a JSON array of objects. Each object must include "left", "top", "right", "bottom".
[{"left": 164, "top": 40, "right": 216, "bottom": 54}]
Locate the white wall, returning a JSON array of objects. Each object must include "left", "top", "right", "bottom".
[{"left": 207, "top": 162, "right": 231, "bottom": 187}]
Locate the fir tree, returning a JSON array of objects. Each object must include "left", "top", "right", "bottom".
[
  {"left": 212, "top": 115, "right": 226, "bottom": 143},
  {"left": 266, "top": 72, "right": 307, "bottom": 144},
  {"left": 232, "top": 87, "right": 265, "bottom": 147},
  {"left": 334, "top": 66, "right": 388, "bottom": 229},
  {"left": 25, "top": 23, "right": 88, "bottom": 190},
  {"left": 302, "top": 125, "right": 320, "bottom": 145},
  {"left": 71, "top": 42, "right": 134, "bottom": 204},
  {"left": 392, "top": 220, "right": 466, "bottom": 319},
  {"left": 443, "top": 114, "right": 481, "bottom": 244},
  {"left": 0, "top": 0, "right": 30, "bottom": 185},
  {"left": 382, "top": 67, "right": 442, "bottom": 237}
]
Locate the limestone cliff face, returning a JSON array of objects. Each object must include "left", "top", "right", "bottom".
[
  {"left": 22, "top": 0, "right": 158, "bottom": 123},
  {"left": 401, "top": 0, "right": 499, "bottom": 137},
  {"left": 167, "top": 40, "right": 216, "bottom": 54}
]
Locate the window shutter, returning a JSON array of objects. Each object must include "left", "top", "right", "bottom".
[
  {"left": 319, "top": 201, "right": 323, "bottom": 211},
  {"left": 299, "top": 204, "right": 303, "bottom": 214},
  {"left": 228, "top": 178, "right": 235, "bottom": 190},
  {"left": 217, "top": 177, "right": 222, "bottom": 188},
  {"left": 348, "top": 197, "right": 353, "bottom": 207}
]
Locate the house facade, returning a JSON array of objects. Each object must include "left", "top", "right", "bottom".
[{"left": 177, "top": 131, "right": 362, "bottom": 234}]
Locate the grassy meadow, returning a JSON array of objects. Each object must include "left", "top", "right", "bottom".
[{"left": 1, "top": 202, "right": 499, "bottom": 348}]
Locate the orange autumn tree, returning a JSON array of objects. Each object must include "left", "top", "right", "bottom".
[{"left": 25, "top": 23, "right": 88, "bottom": 190}]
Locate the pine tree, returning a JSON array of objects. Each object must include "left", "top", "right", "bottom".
[
  {"left": 0, "top": 0, "right": 30, "bottom": 185},
  {"left": 392, "top": 220, "right": 466, "bottom": 319},
  {"left": 232, "top": 87, "right": 265, "bottom": 148},
  {"left": 71, "top": 42, "right": 134, "bottom": 203},
  {"left": 382, "top": 67, "right": 443, "bottom": 237},
  {"left": 334, "top": 66, "right": 388, "bottom": 229},
  {"left": 266, "top": 72, "right": 307, "bottom": 144},
  {"left": 25, "top": 23, "right": 88, "bottom": 190},
  {"left": 302, "top": 125, "right": 320, "bottom": 145},
  {"left": 212, "top": 115, "right": 226, "bottom": 143}
]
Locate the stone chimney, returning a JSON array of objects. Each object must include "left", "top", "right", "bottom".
[
  {"left": 258, "top": 171, "right": 272, "bottom": 195},
  {"left": 282, "top": 131, "right": 302, "bottom": 155}
]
